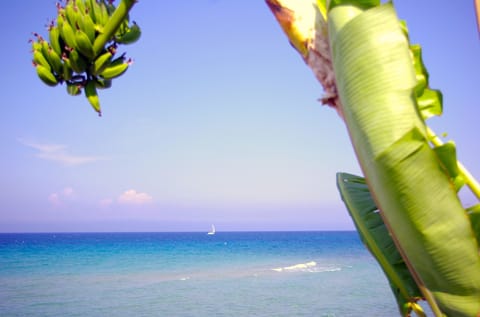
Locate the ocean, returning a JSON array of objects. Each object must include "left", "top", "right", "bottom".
[{"left": 0, "top": 231, "right": 403, "bottom": 316}]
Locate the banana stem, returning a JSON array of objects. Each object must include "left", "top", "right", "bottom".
[
  {"left": 426, "top": 126, "right": 480, "bottom": 200},
  {"left": 92, "top": 0, "right": 137, "bottom": 57}
]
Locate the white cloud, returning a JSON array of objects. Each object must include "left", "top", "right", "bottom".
[
  {"left": 48, "top": 187, "right": 75, "bottom": 206},
  {"left": 118, "top": 189, "right": 153, "bottom": 204},
  {"left": 19, "top": 139, "right": 105, "bottom": 166}
]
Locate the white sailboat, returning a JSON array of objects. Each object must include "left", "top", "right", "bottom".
[{"left": 207, "top": 224, "right": 216, "bottom": 235}]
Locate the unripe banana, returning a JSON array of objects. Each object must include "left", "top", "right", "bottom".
[
  {"left": 116, "top": 22, "right": 141, "bottom": 45},
  {"left": 48, "top": 26, "right": 62, "bottom": 56},
  {"left": 36, "top": 64, "right": 58, "bottom": 87},
  {"left": 61, "top": 20, "right": 77, "bottom": 49},
  {"left": 40, "top": 40, "right": 63, "bottom": 76},
  {"left": 46, "top": 47, "right": 64, "bottom": 76},
  {"left": 75, "top": 29, "right": 95, "bottom": 59},
  {"left": 68, "top": 49, "right": 87, "bottom": 73},
  {"left": 33, "top": 50, "right": 51, "bottom": 71},
  {"left": 92, "top": 0, "right": 106, "bottom": 27},
  {"left": 40, "top": 39, "right": 51, "bottom": 59},
  {"left": 30, "top": 38, "right": 43, "bottom": 52},
  {"left": 84, "top": 80, "right": 101, "bottom": 115},
  {"left": 100, "top": 58, "right": 129, "bottom": 80},
  {"left": 62, "top": 56, "right": 73, "bottom": 81},
  {"left": 100, "top": 62, "right": 129, "bottom": 80},
  {"left": 56, "top": 11, "right": 66, "bottom": 33},
  {"left": 66, "top": 82, "right": 82, "bottom": 96},
  {"left": 93, "top": 50, "right": 113, "bottom": 75},
  {"left": 85, "top": 0, "right": 97, "bottom": 23},
  {"left": 98, "top": 1, "right": 110, "bottom": 27},
  {"left": 75, "top": 0, "right": 86, "bottom": 17},
  {"left": 65, "top": 0, "right": 79, "bottom": 28},
  {"left": 82, "top": 12, "right": 96, "bottom": 43}
]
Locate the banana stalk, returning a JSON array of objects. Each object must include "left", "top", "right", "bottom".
[
  {"left": 267, "top": 0, "right": 480, "bottom": 315},
  {"left": 92, "top": 0, "right": 137, "bottom": 57}
]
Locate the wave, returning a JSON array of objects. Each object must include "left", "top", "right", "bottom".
[{"left": 271, "top": 261, "right": 341, "bottom": 273}]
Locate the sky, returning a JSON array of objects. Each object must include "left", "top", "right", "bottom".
[{"left": 0, "top": 1, "right": 478, "bottom": 232}]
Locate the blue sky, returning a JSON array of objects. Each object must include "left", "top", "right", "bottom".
[{"left": 0, "top": 1, "right": 478, "bottom": 232}]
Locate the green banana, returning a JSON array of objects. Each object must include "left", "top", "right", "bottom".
[
  {"left": 85, "top": 0, "right": 97, "bottom": 23},
  {"left": 66, "top": 82, "right": 82, "bottom": 96},
  {"left": 62, "top": 55, "right": 73, "bottom": 81},
  {"left": 116, "top": 22, "right": 141, "bottom": 44},
  {"left": 46, "top": 47, "right": 64, "bottom": 76},
  {"left": 56, "top": 14, "right": 66, "bottom": 47},
  {"left": 75, "top": 28, "right": 95, "bottom": 59},
  {"left": 39, "top": 40, "right": 63, "bottom": 77},
  {"left": 64, "top": 0, "right": 79, "bottom": 28},
  {"left": 40, "top": 39, "right": 52, "bottom": 61},
  {"left": 48, "top": 25, "right": 62, "bottom": 56},
  {"left": 30, "top": 37, "right": 43, "bottom": 52},
  {"left": 75, "top": 0, "right": 86, "bottom": 17},
  {"left": 61, "top": 19, "right": 77, "bottom": 49},
  {"left": 68, "top": 48, "right": 87, "bottom": 73},
  {"left": 101, "top": 1, "right": 112, "bottom": 20},
  {"left": 98, "top": 1, "right": 110, "bottom": 27},
  {"left": 84, "top": 80, "right": 101, "bottom": 115},
  {"left": 33, "top": 50, "right": 51, "bottom": 71},
  {"left": 92, "top": 50, "right": 113, "bottom": 75},
  {"left": 100, "top": 58, "right": 129, "bottom": 80},
  {"left": 36, "top": 64, "right": 58, "bottom": 87},
  {"left": 92, "top": 0, "right": 106, "bottom": 27},
  {"left": 82, "top": 12, "right": 96, "bottom": 43}
]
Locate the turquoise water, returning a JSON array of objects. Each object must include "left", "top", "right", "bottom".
[{"left": 0, "top": 231, "right": 401, "bottom": 316}]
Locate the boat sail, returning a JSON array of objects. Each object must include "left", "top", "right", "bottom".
[{"left": 207, "top": 224, "right": 216, "bottom": 235}]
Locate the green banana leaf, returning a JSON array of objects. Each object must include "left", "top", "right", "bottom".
[
  {"left": 328, "top": 2, "right": 480, "bottom": 315},
  {"left": 336, "top": 172, "right": 424, "bottom": 316}
]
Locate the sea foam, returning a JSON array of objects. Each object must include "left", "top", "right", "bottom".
[{"left": 271, "top": 261, "right": 341, "bottom": 273}]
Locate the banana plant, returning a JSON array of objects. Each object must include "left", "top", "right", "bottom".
[{"left": 266, "top": 0, "right": 480, "bottom": 316}]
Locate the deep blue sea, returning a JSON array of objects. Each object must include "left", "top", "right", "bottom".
[{"left": 0, "top": 231, "right": 403, "bottom": 316}]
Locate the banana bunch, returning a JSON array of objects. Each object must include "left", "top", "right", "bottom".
[{"left": 31, "top": 0, "right": 140, "bottom": 116}]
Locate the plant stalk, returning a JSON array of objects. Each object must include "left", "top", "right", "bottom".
[{"left": 92, "top": 0, "right": 137, "bottom": 57}]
